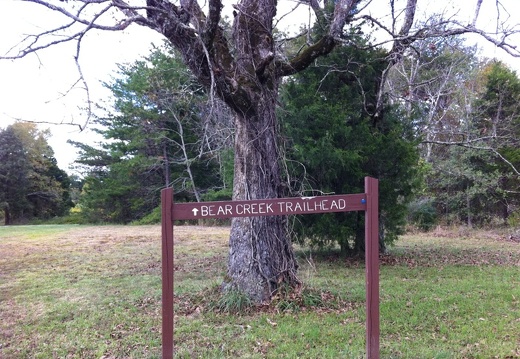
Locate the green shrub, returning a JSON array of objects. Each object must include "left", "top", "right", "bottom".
[
  {"left": 507, "top": 209, "right": 520, "bottom": 227},
  {"left": 132, "top": 206, "right": 162, "bottom": 225},
  {"left": 202, "top": 188, "right": 232, "bottom": 202},
  {"left": 408, "top": 197, "right": 438, "bottom": 231}
]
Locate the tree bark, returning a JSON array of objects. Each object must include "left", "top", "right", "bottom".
[
  {"left": 226, "top": 100, "right": 299, "bottom": 302},
  {"left": 222, "top": 0, "right": 299, "bottom": 302}
]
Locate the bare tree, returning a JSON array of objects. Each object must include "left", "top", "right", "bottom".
[
  {"left": 385, "top": 35, "right": 480, "bottom": 160},
  {"left": 3, "top": 0, "right": 519, "bottom": 302}
]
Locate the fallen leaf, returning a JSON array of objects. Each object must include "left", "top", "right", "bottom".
[{"left": 266, "top": 318, "right": 277, "bottom": 327}]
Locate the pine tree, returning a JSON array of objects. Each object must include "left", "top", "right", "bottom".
[{"left": 72, "top": 45, "right": 232, "bottom": 223}]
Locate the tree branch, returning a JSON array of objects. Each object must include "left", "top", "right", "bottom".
[
  {"left": 276, "top": 35, "right": 336, "bottom": 76},
  {"left": 472, "top": 0, "right": 484, "bottom": 27},
  {"left": 203, "top": 0, "right": 223, "bottom": 47},
  {"left": 423, "top": 139, "right": 520, "bottom": 176}
]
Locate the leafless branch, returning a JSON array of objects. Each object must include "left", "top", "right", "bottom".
[
  {"left": 472, "top": 0, "right": 484, "bottom": 27},
  {"left": 2, "top": 115, "right": 85, "bottom": 131},
  {"left": 2, "top": 0, "right": 520, "bottom": 138},
  {"left": 1, "top": 0, "right": 154, "bottom": 131},
  {"left": 423, "top": 139, "right": 520, "bottom": 176},
  {"left": 73, "top": 33, "right": 92, "bottom": 130}
]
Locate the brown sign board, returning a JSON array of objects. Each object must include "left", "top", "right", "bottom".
[
  {"left": 171, "top": 193, "right": 366, "bottom": 220},
  {"left": 161, "top": 177, "right": 380, "bottom": 359}
]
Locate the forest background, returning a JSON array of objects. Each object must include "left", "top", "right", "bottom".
[{"left": 1, "top": 1, "right": 519, "bottom": 253}]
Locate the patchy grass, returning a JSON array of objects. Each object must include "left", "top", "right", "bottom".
[
  {"left": 0, "top": 225, "right": 165, "bottom": 358},
  {"left": 1, "top": 225, "right": 519, "bottom": 358}
]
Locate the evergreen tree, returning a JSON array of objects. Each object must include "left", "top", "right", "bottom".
[
  {"left": 0, "top": 123, "right": 72, "bottom": 224},
  {"left": 72, "top": 45, "right": 233, "bottom": 223},
  {"left": 280, "top": 37, "right": 420, "bottom": 253},
  {"left": 0, "top": 126, "right": 31, "bottom": 224}
]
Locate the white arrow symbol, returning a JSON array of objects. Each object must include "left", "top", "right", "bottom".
[{"left": 192, "top": 208, "right": 199, "bottom": 216}]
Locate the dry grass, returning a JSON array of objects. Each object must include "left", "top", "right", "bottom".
[
  {"left": 1, "top": 224, "right": 519, "bottom": 358},
  {"left": 0, "top": 225, "right": 229, "bottom": 358}
]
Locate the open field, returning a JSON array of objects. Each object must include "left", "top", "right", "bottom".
[{"left": 1, "top": 224, "right": 519, "bottom": 358}]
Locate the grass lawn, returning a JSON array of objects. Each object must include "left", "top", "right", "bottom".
[{"left": 0, "top": 224, "right": 519, "bottom": 358}]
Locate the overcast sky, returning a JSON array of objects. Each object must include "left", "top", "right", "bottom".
[
  {"left": 1, "top": 0, "right": 519, "bottom": 174},
  {"left": 0, "top": 0, "right": 311, "bottom": 174},
  {"left": 0, "top": 1, "right": 165, "bottom": 174}
]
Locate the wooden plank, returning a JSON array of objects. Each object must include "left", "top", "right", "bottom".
[
  {"left": 161, "top": 188, "right": 174, "bottom": 359},
  {"left": 365, "top": 177, "right": 380, "bottom": 359},
  {"left": 171, "top": 193, "right": 366, "bottom": 220}
]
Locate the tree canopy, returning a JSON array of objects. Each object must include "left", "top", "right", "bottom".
[
  {"left": 0, "top": 123, "right": 73, "bottom": 225},
  {"left": 387, "top": 36, "right": 520, "bottom": 227},
  {"left": 71, "top": 45, "right": 233, "bottom": 223}
]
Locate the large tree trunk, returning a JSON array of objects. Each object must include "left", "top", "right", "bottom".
[
  {"left": 226, "top": 99, "right": 299, "bottom": 302},
  {"left": 221, "top": 0, "right": 301, "bottom": 303},
  {"left": 145, "top": 0, "right": 341, "bottom": 302}
]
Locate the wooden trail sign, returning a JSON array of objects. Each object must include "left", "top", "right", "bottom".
[
  {"left": 172, "top": 193, "right": 366, "bottom": 219},
  {"left": 161, "top": 177, "right": 379, "bottom": 358}
]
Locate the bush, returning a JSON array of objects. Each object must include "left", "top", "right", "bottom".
[
  {"left": 408, "top": 198, "right": 438, "bottom": 231},
  {"left": 28, "top": 207, "right": 90, "bottom": 225},
  {"left": 202, "top": 188, "right": 232, "bottom": 202},
  {"left": 132, "top": 206, "right": 162, "bottom": 225},
  {"left": 507, "top": 208, "right": 520, "bottom": 227}
]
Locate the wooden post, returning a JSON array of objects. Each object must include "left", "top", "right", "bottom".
[
  {"left": 365, "top": 177, "right": 380, "bottom": 359},
  {"left": 161, "top": 179, "right": 379, "bottom": 358},
  {"left": 161, "top": 188, "right": 174, "bottom": 359}
]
